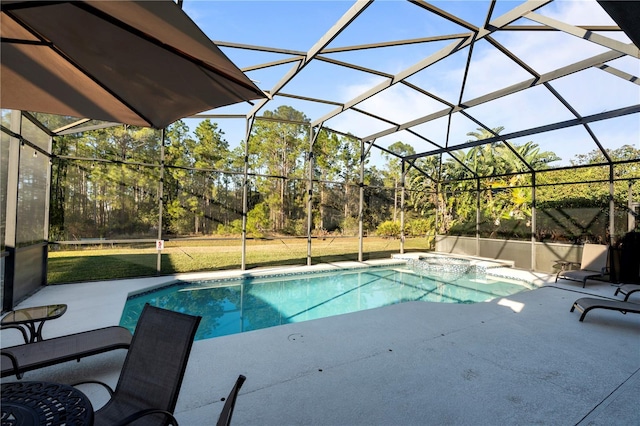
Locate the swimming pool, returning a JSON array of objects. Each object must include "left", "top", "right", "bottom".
[{"left": 120, "top": 264, "right": 533, "bottom": 341}]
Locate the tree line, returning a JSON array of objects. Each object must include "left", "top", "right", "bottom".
[{"left": 37, "top": 106, "right": 639, "bottom": 244}]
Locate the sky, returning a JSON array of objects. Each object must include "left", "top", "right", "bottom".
[{"left": 181, "top": 0, "right": 640, "bottom": 169}]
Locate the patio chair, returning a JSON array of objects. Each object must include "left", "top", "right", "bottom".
[
  {"left": 77, "top": 304, "right": 201, "bottom": 426},
  {"left": 217, "top": 374, "right": 247, "bottom": 426},
  {"left": 614, "top": 284, "right": 640, "bottom": 302},
  {"left": 570, "top": 297, "right": 640, "bottom": 322},
  {"left": 1, "top": 326, "right": 132, "bottom": 379},
  {"left": 555, "top": 243, "right": 609, "bottom": 288}
]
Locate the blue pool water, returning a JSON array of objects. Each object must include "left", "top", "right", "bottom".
[{"left": 120, "top": 265, "right": 531, "bottom": 341}]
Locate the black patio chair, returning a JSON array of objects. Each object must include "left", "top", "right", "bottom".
[
  {"left": 217, "top": 374, "right": 246, "bottom": 426},
  {"left": 570, "top": 297, "right": 640, "bottom": 322},
  {"left": 2, "top": 326, "right": 132, "bottom": 379},
  {"left": 555, "top": 243, "right": 609, "bottom": 287},
  {"left": 614, "top": 284, "right": 640, "bottom": 301},
  {"left": 76, "top": 304, "right": 201, "bottom": 426}
]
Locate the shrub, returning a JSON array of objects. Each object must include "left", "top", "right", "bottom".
[
  {"left": 407, "top": 218, "right": 433, "bottom": 237},
  {"left": 376, "top": 220, "right": 401, "bottom": 238},
  {"left": 340, "top": 216, "right": 360, "bottom": 236},
  {"left": 246, "top": 203, "right": 269, "bottom": 238}
]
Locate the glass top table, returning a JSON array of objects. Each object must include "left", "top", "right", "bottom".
[{"left": 1, "top": 304, "right": 67, "bottom": 343}]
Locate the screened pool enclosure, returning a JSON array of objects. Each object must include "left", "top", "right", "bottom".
[{"left": 1, "top": 0, "right": 639, "bottom": 310}]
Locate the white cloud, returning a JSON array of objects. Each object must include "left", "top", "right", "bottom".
[
  {"left": 327, "top": 76, "right": 452, "bottom": 142},
  {"left": 544, "top": 0, "right": 615, "bottom": 25}
]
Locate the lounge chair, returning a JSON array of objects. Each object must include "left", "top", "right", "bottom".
[
  {"left": 614, "top": 284, "right": 640, "bottom": 302},
  {"left": 555, "top": 243, "right": 609, "bottom": 287},
  {"left": 570, "top": 297, "right": 640, "bottom": 322},
  {"left": 1, "top": 326, "right": 132, "bottom": 379},
  {"left": 76, "top": 304, "right": 201, "bottom": 426},
  {"left": 217, "top": 375, "right": 247, "bottom": 426}
]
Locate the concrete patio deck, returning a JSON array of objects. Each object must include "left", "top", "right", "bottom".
[{"left": 1, "top": 261, "right": 639, "bottom": 425}]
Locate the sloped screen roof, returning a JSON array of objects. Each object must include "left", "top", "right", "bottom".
[{"left": 184, "top": 0, "right": 639, "bottom": 174}]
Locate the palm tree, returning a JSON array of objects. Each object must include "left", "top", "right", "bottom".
[{"left": 420, "top": 127, "right": 561, "bottom": 234}]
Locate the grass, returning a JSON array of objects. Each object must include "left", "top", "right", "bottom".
[{"left": 47, "top": 237, "right": 433, "bottom": 284}]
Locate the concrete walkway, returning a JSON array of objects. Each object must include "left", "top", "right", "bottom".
[{"left": 2, "top": 262, "right": 639, "bottom": 425}]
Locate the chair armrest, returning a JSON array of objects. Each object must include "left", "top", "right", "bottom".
[
  {"left": 72, "top": 380, "right": 115, "bottom": 397},
  {"left": 113, "top": 408, "right": 179, "bottom": 426},
  {"left": 1, "top": 351, "right": 23, "bottom": 379},
  {"left": 217, "top": 375, "right": 247, "bottom": 426}
]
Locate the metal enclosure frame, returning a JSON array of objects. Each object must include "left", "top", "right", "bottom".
[{"left": 2, "top": 0, "right": 639, "bottom": 309}]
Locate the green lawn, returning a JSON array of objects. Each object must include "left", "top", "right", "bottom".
[{"left": 47, "top": 237, "right": 433, "bottom": 284}]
